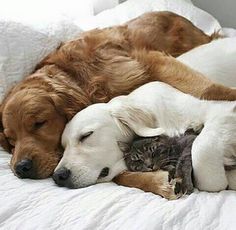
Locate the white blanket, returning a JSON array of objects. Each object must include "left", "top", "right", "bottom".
[
  {"left": 1, "top": 149, "right": 236, "bottom": 230},
  {"left": 1, "top": 0, "right": 236, "bottom": 229}
]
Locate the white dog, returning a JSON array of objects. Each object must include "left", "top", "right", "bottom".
[
  {"left": 177, "top": 37, "right": 236, "bottom": 87},
  {"left": 53, "top": 81, "right": 236, "bottom": 195}
]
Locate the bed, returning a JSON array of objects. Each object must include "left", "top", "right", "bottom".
[{"left": 1, "top": 0, "right": 236, "bottom": 229}]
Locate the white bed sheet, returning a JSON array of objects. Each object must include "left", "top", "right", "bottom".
[
  {"left": 1, "top": 0, "right": 236, "bottom": 229},
  {"left": 1, "top": 148, "right": 236, "bottom": 230}
]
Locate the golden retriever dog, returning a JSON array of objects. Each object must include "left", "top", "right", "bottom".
[{"left": 0, "top": 11, "right": 235, "bottom": 181}]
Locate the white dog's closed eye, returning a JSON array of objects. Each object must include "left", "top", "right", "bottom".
[{"left": 79, "top": 131, "right": 94, "bottom": 142}]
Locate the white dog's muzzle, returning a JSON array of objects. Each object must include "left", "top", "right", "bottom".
[{"left": 52, "top": 165, "right": 106, "bottom": 188}]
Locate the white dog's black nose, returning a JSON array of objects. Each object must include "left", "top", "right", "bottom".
[{"left": 53, "top": 167, "right": 71, "bottom": 186}]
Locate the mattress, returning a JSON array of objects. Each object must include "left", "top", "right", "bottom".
[{"left": 1, "top": 0, "right": 236, "bottom": 229}]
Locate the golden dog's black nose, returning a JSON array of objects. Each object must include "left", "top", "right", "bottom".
[
  {"left": 15, "top": 159, "right": 33, "bottom": 178},
  {"left": 53, "top": 167, "right": 71, "bottom": 186}
]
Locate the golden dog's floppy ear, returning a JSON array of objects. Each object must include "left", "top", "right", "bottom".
[
  {"left": 49, "top": 81, "right": 92, "bottom": 121},
  {"left": 0, "top": 104, "right": 11, "bottom": 152},
  {"left": 111, "top": 103, "right": 165, "bottom": 137}
]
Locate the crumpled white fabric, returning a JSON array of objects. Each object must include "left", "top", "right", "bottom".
[
  {"left": 1, "top": 149, "right": 236, "bottom": 230},
  {"left": 0, "top": 0, "right": 118, "bottom": 99}
]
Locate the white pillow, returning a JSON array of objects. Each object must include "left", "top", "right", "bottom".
[
  {"left": 0, "top": 0, "right": 94, "bottom": 27},
  {"left": 93, "top": 0, "right": 119, "bottom": 15},
  {"left": 0, "top": 0, "right": 119, "bottom": 25},
  {"left": 178, "top": 37, "right": 236, "bottom": 87},
  {"left": 183, "top": 0, "right": 193, "bottom": 4}
]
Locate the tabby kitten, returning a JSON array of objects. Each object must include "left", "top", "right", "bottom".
[{"left": 119, "top": 130, "right": 198, "bottom": 194}]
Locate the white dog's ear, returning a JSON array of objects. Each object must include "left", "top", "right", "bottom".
[{"left": 111, "top": 104, "right": 165, "bottom": 137}]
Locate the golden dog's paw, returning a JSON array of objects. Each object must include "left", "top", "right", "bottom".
[
  {"left": 201, "top": 84, "right": 236, "bottom": 101},
  {"left": 151, "top": 172, "right": 183, "bottom": 200},
  {"left": 113, "top": 170, "right": 184, "bottom": 200}
]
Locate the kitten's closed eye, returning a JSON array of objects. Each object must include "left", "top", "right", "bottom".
[
  {"left": 134, "top": 165, "right": 141, "bottom": 171},
  {"left": 157, "top": 145, "right": 169, "bottom": 154}
]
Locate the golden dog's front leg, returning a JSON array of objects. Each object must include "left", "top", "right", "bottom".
[
  {"left": 132, "top": 50, "right": 236, "bottom": 101},
  {"left": 113, "top": 170, "right": 181, "bottom": 200}
]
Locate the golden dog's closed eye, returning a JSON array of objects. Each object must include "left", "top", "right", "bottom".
[
  {"left": 33, "top": 120, "right": 47, "bottom": 130},
  {"left": 7, "top": 137, "right": 15, "bottom": 146},
  {"left": 79, "top": 131, "right": 94, "bottom": 142}
]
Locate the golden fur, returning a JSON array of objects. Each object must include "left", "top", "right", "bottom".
[
  {"left": 114, "top": 171, "right": 179, "bottom": 199},
  {"left": 0, "top": 11, "right": 235, "bottom": 184}
]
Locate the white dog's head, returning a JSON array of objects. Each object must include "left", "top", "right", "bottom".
[
  {"left": 52, "top": 101, "right": 132, "bottom": 188},
  {"left": 52, "top": 98, "right": 164, "bottom": 188}
]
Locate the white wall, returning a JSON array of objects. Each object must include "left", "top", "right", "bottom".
[{"left": 192, "top": 0, "right": 236, "bottom": 28}]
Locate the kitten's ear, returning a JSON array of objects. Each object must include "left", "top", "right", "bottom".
[
  {"left": 117, "top": 141, "right": 130, "bottom": 153},
  {"left": 111, "top": 103, "right": 165, "bottom": 137}
]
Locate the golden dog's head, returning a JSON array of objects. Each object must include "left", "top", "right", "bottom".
[{"left": 0, "top": 71, "right": 91, "bottom": 179}]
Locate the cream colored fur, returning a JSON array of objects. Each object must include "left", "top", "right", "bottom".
[{"left": 56, "top": 81, "right": 236, "bottom": 192}]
